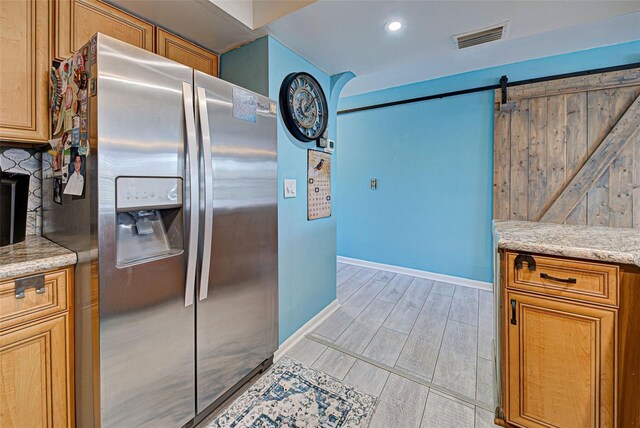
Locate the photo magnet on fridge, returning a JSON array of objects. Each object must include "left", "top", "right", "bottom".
[{"left": 63, "top": 147, "right": 86, "bottom": 198}]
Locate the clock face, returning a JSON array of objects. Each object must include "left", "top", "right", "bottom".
[{"left": 279, "top": 73, "right": 328, "bottom": 142}]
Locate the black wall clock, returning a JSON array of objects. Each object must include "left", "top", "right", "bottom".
[{"left": 279, "top": 72, "right": 328, "bottom": 142}]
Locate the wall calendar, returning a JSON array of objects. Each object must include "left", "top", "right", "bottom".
[{"left": 307, "top": 149, "right": 331, "bottom": 220}]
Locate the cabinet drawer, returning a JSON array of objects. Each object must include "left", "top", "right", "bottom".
[
  {"left": 506, "top": 252, "right": 619, "bottom": 307},
  {"left": 0, "top": 269, "right": 70, "bottom": 330}
]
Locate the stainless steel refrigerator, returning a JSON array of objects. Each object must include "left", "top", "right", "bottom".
[{"left": 43, "top": 34, "right": 278, "bottom": 427}]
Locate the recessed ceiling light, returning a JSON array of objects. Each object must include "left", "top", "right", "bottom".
[{"left": 386, "top": 21, "right": 402, "bottom": 32}]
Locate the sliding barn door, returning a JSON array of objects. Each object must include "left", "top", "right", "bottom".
[{"left": 493, "top": 68, "right": 640, "bottom": 228}]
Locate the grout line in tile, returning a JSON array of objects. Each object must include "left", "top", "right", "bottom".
[
  {"left": 306, "top": 333, "right": 493, "bottom": 412},
  {"left": 335, "top": 273, "right": 397, "bottom": 350},
  {"left": 339, "top": 268, "right": 380, "bottom": 301},
  {"left": 398, "top": 277, "right": 436, "bottom": 344},
  {"left": 391, "top": 277, "right": 438, "bottom": 375},
  {"left": 331, "top": 273, "right": 382, "bottom": 337},
  {"left": 428, "top": 288, "right": 455, "bottom": 385},
  {"left": 337, "top": 265, "right": 362, "bottom": 287}
]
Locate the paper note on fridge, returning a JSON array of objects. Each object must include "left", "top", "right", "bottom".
[{"left": 232, "top": 87, "right": 257, "bottom": 122}]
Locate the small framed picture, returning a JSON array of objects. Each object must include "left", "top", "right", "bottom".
[{"left": 53, "top": 178, "right": 63, "bottom": 205}]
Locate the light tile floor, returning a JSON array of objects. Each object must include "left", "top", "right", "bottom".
[{"left": 284, "top": 262, "right": 500, "bottom": 428}]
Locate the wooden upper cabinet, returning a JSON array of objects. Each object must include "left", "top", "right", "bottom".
[
  {"left": 0, "top": 0, "right": 50, "bottom": 143},
  {"left": 156, "top": 29, "right": 218, "bottom": 76},
  {"left": 55, "top": 0, "right": 154, "bottom": 60},
  {"left": 505, "top": 290, "right": 615, "bottom": 428}
]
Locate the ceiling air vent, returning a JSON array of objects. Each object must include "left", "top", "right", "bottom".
[{"left": 453, "top": 22, "right": 508, "bottom": 49}]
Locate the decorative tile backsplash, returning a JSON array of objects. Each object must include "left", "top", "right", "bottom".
[{"left": 0, "top": 148, "right": 43, "bottom": 235}]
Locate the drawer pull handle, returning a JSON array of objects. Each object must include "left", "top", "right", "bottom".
[
  {"left": 510, "top": 299, "right": 517, "bottom": 325},
  {"left": 540, "top": 273, "right": 577, "bottom": 284},
  {"left": 15, "top": 274, "right": 45, "bottom": 299}
]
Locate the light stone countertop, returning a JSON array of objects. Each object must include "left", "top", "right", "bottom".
[
  {"left": 493, "top": 220, "right": 640, "bottom": 267},
  {"left": 0, "top": 236, "right": 77, "bottom": 280}
]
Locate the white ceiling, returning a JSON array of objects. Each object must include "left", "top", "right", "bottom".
[
  {"left": 108, "top": 1, "right": 640, "bottom": 97},
  {"left": 266, "top": 1, "right": 640, "bottom": 97},
  {"left": 108, "top": 0, "right": 265, "bottom": 52}
]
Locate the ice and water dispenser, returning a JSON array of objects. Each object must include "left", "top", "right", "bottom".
[{"left": 115, "top": 177, "right": 184, "bottom": 267}]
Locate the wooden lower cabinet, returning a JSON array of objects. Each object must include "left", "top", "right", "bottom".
[
  {"left": 0, "top": 268, "right": 74, "bottom": 428},
  {"left": 505, "top": 290, "right": 615, "bottom": 428},
  {"left": 501, "top": 251, "right": 640, "bottom": 428},
  {"left": 0, "top": 315, "right": 72, "bottom": 427}
]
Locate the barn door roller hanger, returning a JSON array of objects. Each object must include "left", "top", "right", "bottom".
[{"left": 499, "top": 75, "right": 518, "bottom": 111}]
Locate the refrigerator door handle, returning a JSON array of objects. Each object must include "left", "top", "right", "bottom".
[
  {"left": 183, "top": 82, "right": 199, "bottom": 307},
  {"left": 196, "top": 86, "right": 213, "bottom": 301}
]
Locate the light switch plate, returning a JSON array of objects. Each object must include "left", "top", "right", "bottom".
[{"left": 284, "top": 179, "right": 297, "bottom": 198}]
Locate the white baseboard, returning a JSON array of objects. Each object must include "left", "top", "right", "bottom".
[
  {"left": 337, "top": 256, "right": 493, "bottom": 291},
  {"left": 274, "top": 299, "right": 340, "bottom": 361}
]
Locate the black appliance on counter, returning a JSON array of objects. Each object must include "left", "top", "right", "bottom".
[{"left": 0, "top": 171, "right": 30, "bottom": 247}]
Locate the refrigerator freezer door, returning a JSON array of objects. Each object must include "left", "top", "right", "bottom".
[
  {"left": 94, "top": 35, "right": 196, "bottom": 427},
  {"left": 194, "top": 72, "right": 278, "bottom": 412}
]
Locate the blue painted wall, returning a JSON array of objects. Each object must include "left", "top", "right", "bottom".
[
  {"left": 267, "top": 38, "right": 337, "bottom": 344},
  {"left": 220, "top": 37, "right": 269, "bottom": 97},
  {"left": 337, "top": 41, "right": 640, "bottom": 283},
  {"left": 221, "top": 37, "right": 340, "bottom": 344}
]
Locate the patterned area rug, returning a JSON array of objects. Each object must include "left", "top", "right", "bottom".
[{"left": 208, "top": 357, "right": 377, "bottom": 428}]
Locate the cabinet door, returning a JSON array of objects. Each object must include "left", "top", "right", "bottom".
[
  {"left": 505, "top": 291, "right": 615, "bottom": 428},
  {"left": 55, "top": 0, "right": 154, "bottom": 60},
  {"left": 0, "top": 315, "right": 72, "bottom": 428},
  {"left": 156, "top": 29, "right": 218, "bottom": 76},
  {"left": 0, "top": 0, "right": 50, "bottom": 143}
]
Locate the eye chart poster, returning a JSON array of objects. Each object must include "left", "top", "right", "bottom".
[{"left": 307, "top": 149, "right": 331, "bottom": 220}]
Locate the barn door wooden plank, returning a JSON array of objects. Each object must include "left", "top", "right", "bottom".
[
  {"left": 586, "top": 90, "right": 615, "bottom": 226},
  {"left": 494, "top": 110, "right": 511, "bottom": 220},
  {"left": 565, "top": 92, "right": 588, "bottom": 225},
  {"left": 588, "top": 173, "right": 611, "bottom": 226},
  {"left": 510, "top": 100, "right": 529, "bottom": 220},
  {"left": 528, "top": 98, "right": 548, "bottom": 219},
  {"left": 545, "top": 95, "right": 567, "bottom": 214},
  {"left": 587, "top": 87, "right": 640, "bottom": 226},
  {"left": 539, "top": 94, "right": 640, "bottom": 223},
  {"left": 496, "top": 67, "right": 640, "bottom": 102},
  {"left": 609, "top": 87, "right": 640, "bottom": 227},
  {"left": 610, "top": 144, "right": 634, "bottom": 228}
]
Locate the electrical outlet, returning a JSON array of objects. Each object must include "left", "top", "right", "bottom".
[{"left": 284, "top": 179, "right": 297, "bottom": 198}]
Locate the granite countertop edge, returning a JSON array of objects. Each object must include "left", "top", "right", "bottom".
[
  {"left": 496, "top": 238, "right": 640, "bottom": 266},
  {"left": 0, "top": 237, "right": 78, "bottom": 280},
  {"left": 493, "top": 220, "right": 640, "bottom": 267}
]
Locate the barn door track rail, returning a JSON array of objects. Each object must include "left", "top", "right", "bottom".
[{"left": 337, "top": 62, "right": 640, "bottom": 115}]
